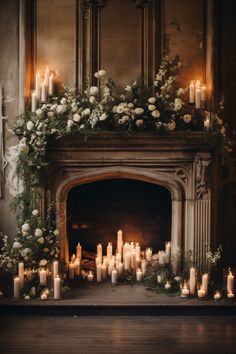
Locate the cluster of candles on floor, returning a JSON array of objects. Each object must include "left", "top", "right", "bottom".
[
  {"left": 68, "top": 230, "right": 172, "bottom": 285},
  {"left": 13, "top": 261, "right": 62, "bottom": 300},
  {"left": 31, "top": 66, "right": 54, "bottom": 112}
]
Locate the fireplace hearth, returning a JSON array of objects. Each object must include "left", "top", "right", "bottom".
[{"left": 44, "top": 132, "right": 218, "bottom": 269}]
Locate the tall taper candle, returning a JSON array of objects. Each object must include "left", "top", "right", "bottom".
[
  {"left": 195, "top": 80, "right": 201, "bottom": 109},
  {"left": 76, "top": 243, "right": 82, "bottom": 260},
  {"left": 13, "top": 276, "right": 20, "bottom": 299},
  {"left": 97, "top": 243, "right": 103, "bottom": 260},
  {"left": 54, "top": 275, "right": 61, "bottom": 300},
  {"left": 227, "top": 271, "right": 234, "bottom": 293},
  {"left": 53, "top": 261, "right": 59, "bottom": 277},
  {"left": 31, "top": 92, "right": 37, "bottom": 113},
  {"left": 189, "top": 81, "right": 195, "bottom": 104},
  {"left": 202, "top": 273, "right": 208, "bottom": 295},
  {"left": 96, "top": 263, "right": 102, "bottom": 282},
  {"left": 111, "top": 269, "right": 117, "bottom": 284},
  {"left": 18, "top": 262, "right": 24, "bottom": 288},
  {"left": 189, "top": 267, "right": 196, "bottom": 295},
  {"left": 41, "top": 80, "right": 47, "bottom": 102},
  {"left": 49, "top": 73, "right": 54, "bottom": 95}
]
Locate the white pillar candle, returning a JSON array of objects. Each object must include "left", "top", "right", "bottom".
[
  {"left": 54, "top": 275, "right": 61, "bottom": 300},
  {"left": 18, "top": 262, "right": 24, "bottom": 288},
  {"left": 44, "top": 66, "right": 50, "bottom": 86},
  {"left": 35, "top": 71, "right": 41, "bottom": 99},
  {"left": 195, "top": 80, "right": 201, "bottom": 109},
  {"left": 227, "top": 291, "right": 235, "bottom": 299},
  {"left": 87, "top": 271, "right": 94, "bottom": 282},
  {"left": 41, "top": 80, "right": 47, "bottom": 102},
  {"left": 97, "top": 243, "right": 103, "bottom": 260},
  {"left": 145, "top": 248, "right": 152, "bottom": 261},
  {"left": 107, "top": 242, "right": 113, "bottom": 261},
  {"left": 123, "top": 242, "right": 129, "bottom": 259},
  {"left": 39, "top": 268, "right": 47, "bottom": 285},
  {"left": 136, "top": 269, "right": 142, "bottom": 282},
  {"left": 202, "top": 273, "right": 208, "bottom": 295},
  {"left": 53, "top": 261, "right": 59, "bottom": 277},
  {"left": 124, "top": 252, "right": 131, "bottom": 271},
  {"left": 165, "top": 242, "right": 171, "bottom": 263},
  {"left": 101, "top": 263, "right": 107, "bottom": 280},
  {"left": 111, "top": 269, "right": 117, "bottom": 284},
  {"left": 96, "top": 256, "right": 102, "bottom": 265},
  {"left": 157, "top": 274, "right": 162, "bottom": 283},
  {"left": 74, "top": 259, "right": 80, "bottom": 276},
  {"left": 158, "top": 251, "right": 165, "bottom": 265},
  {"left": 198, "top": 286, "right": 206, "bottom": 298},
  {"left": 189, "top": 81, "right": 195, "bottom": 104},
  {"left": 130, "top": 250, "right": 136, "bottom": 269},
  {"left": 117, "top": 230, "right": 123, "bottom": 255},
  {"left": 116, "top": 253, "right": 121, "bottom": 264},
  {"left": 103, "top": 256, "right": 108, "bottom": 266},
  {"left": 48, "top": 73, "right": 54, "bottom": 95},
  {"left": 227, "top": 271, "right": 234, "bottom": 293},
  {"left": 76, "top": 243, "right": 82, "bottom": 260},
  {"left": 201, "top": 85, "right": 207, "bottom": 102},
  {"left": 141, "top": 259, "right": 147, "bottom": 275},
  {"left": 96, "top": 263, "right": 102, "bottom": 282},
  {"left": 135, "top": 243, "right": 141, "bottom": 258},
  {"left": 117, "top": 262, "right": 124, "bottom": 275},
  {"left": 69, "top": 262, "right": 75, "bottom": 279},
  {"left": 108, "top": 264, "right": 114, "bottom": 276},
  {"left": 13, "top": 276, "right": 20, "bottom": 298},
  {"left": 31, "top": 91, "right": 37, "bottom": 113},
  {"left": 181, "top": 282, "right": 190, "bottom": 297},
  {"left": 189, "top": 267, "right": 196, "bottom": 295},
  {"left": 214, "top": 291, "right": 221, "bottom": 300},
  {"left": 71, "top": 254, "right": 76, "bottom": 263}
]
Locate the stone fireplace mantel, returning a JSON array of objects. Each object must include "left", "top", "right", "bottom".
[{"left": 44, "top": 132, "right": 218, "bottom": 268}]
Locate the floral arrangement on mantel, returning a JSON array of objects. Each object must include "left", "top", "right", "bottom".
[{"left": 0, "top": 55, "right": 233, "bottom": 300}]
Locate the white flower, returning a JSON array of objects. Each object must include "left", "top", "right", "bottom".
[
  {"left": 153, "top": 80, "right": 158, "bottom": 87},
  {"left": 90, "top": 86, "right": 99, "bottom": 96},
  {"left": 53, "top": 229, "right": 59, "bottom": 236},
  {"left": 35, "top": 228, "right": 43, "bottom": 237},
  {"left": 21, "top": 248, "right": 31, "bottom": 257},
  {"left": 37, "top": 237, "right": 44, "bottom": 244},
  {"left": 99, "top": 113, "right": 108, "bottom": 121},
  {"left": 39, "top": 259, "right": 47, "bottom": 267},
  {"left": 166, "top": 120, "right": 176, "bottom": 131},
  {"left": 82, "top": 108, "right": 91, "bottom": 116},
  {"left": 177, "top": 88, "right": 185, "bottom": 96},
  {"left": 183, "top": 114, "right": 192, "bottom": 124},
  {"left": 60, "top": 97, "right": 67, "bottom": 105},
  {"left": 50, "top": 104, "right": 58, "bottom": 111},
  {"left": 148, "top": 97, "right": 156, "bottom": 104},
  {"left": 13, "top": 241, "right": 22, "bottom": 249},
  {"left": 127, "top": 103, "right": 134, "bottom": 109},
  {"left": 73, "top": 113, "right": 81, "bottom": 122},
  {"left": 89, "top": 96, "right": 96, "bottom": 104},
  {"left": 43, "top": 248, "right": 49, "bottom": 253},
  {"left": 67, "top": 120, "right": 74, "bottom": 128},
  {"left": 135, "top": 119, "right": 144, "bottom": 127},
  {"left": 56, "top": 105, "right": 66, "bottom": 114},
  {"left": 6, "top": 262, "right": 13, "bottom": 269},
  {"left": 47, "top": 111, "right": 54, "bottom": 118},
  {"left": 26, "top": 121, "right": 34, "bottom": 131},
  {"left": 125, "top": 85, "right": 132, "bottom": 92},
  {"left": 32, "top": 209, "right": 39, "bottom": 216},
  {"left": 174, "top": 98, "right": 183, "bottom": 111},
  {"left": 22, "top": 223, "right": 30, "bottom": 232},
  {"left": 50, "top": 250, "right": 55, "bottom": 256},
  {"left": 134, "top": 108, "right": 144, "bottom": 115},
  {"left": 148, "top": 104, "right": 156, "bottom": 111},
  {"left": 98, "top": 69, "right": 106, "bottom": 77},
  {"left": 119, "top": 115, "right": 130, "bottom": 124},
  {"left": 116, "top": 106, "right": 125, "bottom": 114},
  {"left": 152, "top": 110, "right": 161, "bottom": 118},
  {"left": 36, "top": 108, "right": 43, "bottom": 116}
]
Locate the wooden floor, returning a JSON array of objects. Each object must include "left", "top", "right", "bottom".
[{"left": 0, "top": 315, "right": 236, "bottom": 354}]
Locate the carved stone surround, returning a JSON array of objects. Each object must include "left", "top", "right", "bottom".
[{"left": 45, "top": 132, "right": 218, "bottom": 268}]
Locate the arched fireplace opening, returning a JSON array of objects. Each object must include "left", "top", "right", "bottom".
[{"left": 67, "top": 178, "right": 171, "bottom": 258}]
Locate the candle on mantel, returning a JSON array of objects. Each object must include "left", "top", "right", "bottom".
[
  {"left": 198, "top": 286, "right": 206, "bottom": 298},
  {"left": 227, "top": 270, "right": 234, "bottom": 293},
  {"left": 135, "top": 243, "right": 141, "bottom": 258},
  {"left": 181, "top": 282, "right": 190, "bottom": 297},
  {"left": 13, "top": 276, "right": 20, "bottom": 299},
  {"left": 96, "top": 263, "right": 102, "bottom": 282},
  {"left": 204, "top": 117, "right": 211, "bottom": 130},
  {"left": 35, "top": 71, "right": 41, "bottom": 99},
  {"left": 76, "top": 243, "right": 82, "bottom": 260},
  {"left": 101, "top": 263, "right": 107, "bottom": 280},
  {"left": 165, "top": 242, "right": 171, "bottom": 263},
  {"left": 48, "top": 73, "right": 54, "bottom": 95},
  {"left": 74, "top": 259, "right": 80, "bottom": 276},
  {"left": 31, "top": 92, "right": 37, "bottom": 113},
  {"left": 111, "top": 269, "right": 117, "bottom": 285},
  {"left": 145, "top": 248, "right": 152, "bottom": 261},
  {"left": 124, "top": 252, "right": 131, "bottom": 271},
  {"left": 116, "top": 253, "right": 121, "bottom": 264},
  {"left": 117, "top": 262, "right": 124, "bottom": 275},
  {"left": 141, "top": 259, "right": 147, "bottom": 275},
  {"left": 54, "top": 275, "right": 61, "bottom": 300},
  {"left": 87, "top": 271, "right": 94, "bottom": 282},
  {"left": 41, "top": 80, "right": 47, "bottom": 102},
  {"left": 136, "top": 269, "right": 142, "bottom": 282},
  {"left": 69, "top": 262, "right": 75, "bottom": 279},
  {"left": 201, "top": 85, "right": 207, "bottom": 102},
  {"left": 158, "top": 251, "right": 165, "bottom": 265},
  {"left": 157, "top": 274, "right": 162, "bottom": 283},
  {"left": 135, "top": 257, "right": 141, "bottom": 269},
  {"left": 107, "top": 242, "right": 113, "bottom": 261},
  {"left": 189, "top": 81, "right": 195, "bottom": 104},
  {"left": 214, "top": 291, "right": 221, "bottom": 301},
  {"left": 18, "top": 262, "right": 24, "bottom": 288},
  {"left": 131, "top": 250, "right": 136, "bottom": 269},
  {"left": 97, "top": 243, "right": 103, "bottom": 261},
  {"left": 195, "top": 80, "right": 201, "bottom": 109},
  {"left": 117, "top": 230, "right": 123, "bottom": 256},
  {"left": 71, "top": 254, "right": 76, "bottom": 263},
  {"left": 39, "top": 268, "right": 47, "bottom": 285},
  {"left": 227, "top": 291, "right": 235, "bottom": 299},
  {"left": 44, "top": 66, "right": 50, "bottom": 86},
  {"left": 53, "top": 261, "right": 59, "bottom": 277},
  {"left": 189, "top": 267, "right": 196, "bottom": 295},
  {"left": 202, "top": 273, "right": 208, "bottom": 295}
]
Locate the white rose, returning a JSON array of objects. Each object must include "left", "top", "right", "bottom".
[
  {"left": 82, "top": 108, "right": 91, "bottom": 116},
  {"left": 7, "top": 262, "right": 13, "bottom": 269},
  {"left": 119, "top": 115, "right": 130, "bottom": 124},
  {"left": 35, "top": 228, "right": 43, "bottom": 237},
  {"left": 148, "top": 97, "right": 156, "bottom": 104},
  {"left": 153, "top": 80, "right": 158, "bottom": 87},
  {"left": 13, "top": 241, "right": 22, "bottom": 249},
  {"left": 37, "top": 237, "right": 44, "bottom": 244},
  {"left": 127, "top": 103, "right": 134, "bottom": 109},
  {"left": 112, "top": 105, "right": 118, "bottom": 113},
  {"left": 67, "top": 119, "right": 74, "bottom": 128},
  {"left": 50, "top": 250, "right": 55, "bottom": 256},
  {"left": 99, "top": 113, "right": 108, "bottom": 121},
  {"left": 135, "top": 108, "right": 144, "bottom": 115},
  {"left": 72, "top": 105, "right": 78, "bottom": 113},
  {"left": 166, "top": 120, "right": 176, "bottom": 131},
  {"left": 183, "top": 114, "right": 192, "bottom": 124},
  {"left": 90, "top": 86, "right": 99, "bottom": 96},
  {"left": 21, "top": 248, "right": 31, "bottom": 257},
  {"left": 135, "top": 119, "right": 144, "bottom": 127},
  {"left": 47, "top": 111, "right": 54, "bottom": 118},
  {"left": 43, "top": 248, "right": 49, "bottom": 253},
  {"left": 26, "top": 121, "right": 34, "bottom": 131},
  {"left": 32, "top": 209, "right": 39, "bottom": 216},
  {"left": 98, "top": 69, "right": 106, "bottom": 77},
  {"left": 60, "top": 97, "right": 67, "bottom": 105},
  {"left": 116, "top": 106, "right": 125, "bottom": 114},
  {"left": 125, "top": 85, "right": 132, "bottom": 92},
  {"left": 152, "top": 110, "right": 160, "bottom": 118},
  {"left": 22, "top": 223, "right": 30, "bottom": 232},
  {"left": 148, "top": 104, "right": 156, "bottom": 111},
  {"left": 73, "top": 113, "right": 81, "bottom": 122},
  {"left": 56, "top": 105, "right": 66, "bottom": 114},
  {"left": 36, "top": 108, "right": 43, "bottom": 116},
  {"left": 89, "top": 96, "right": 96, "bottom": 104},
  {"left": 50, "top": 104, "right": 58, "bottom": 111},
  {"left": 174, "top": 98, "right": 183, "bottom": 111},
  {"left": 39, "top": 259, "right": 47, "bottom": 267},
  {"left": 53, "top": 229, "right": 59, "bottom": 236}
]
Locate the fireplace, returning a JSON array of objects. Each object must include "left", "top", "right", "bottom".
[
  {"left": 44, "top": 132, "right": 218, "bottom": 269},
  {"left": 67, "top": 178, "right": 171, "bottom": 257}
]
